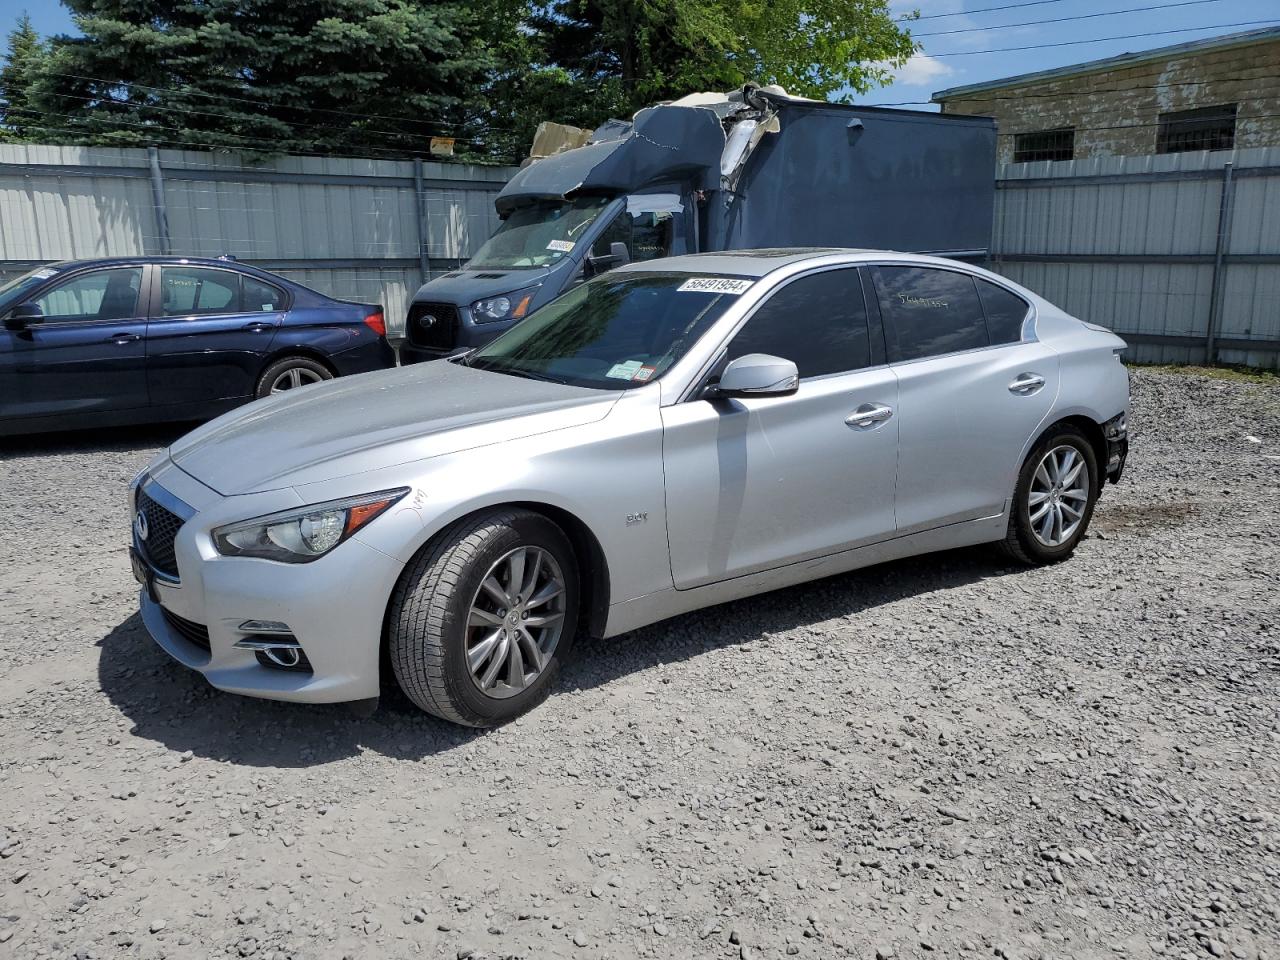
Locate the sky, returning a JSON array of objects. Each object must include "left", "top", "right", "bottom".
[
  {"left": 876, "top": 0, "right": 1280, "bottom": 108},
  {"left": 3, "top": 0, "right": 1279, "bottom": 112}
]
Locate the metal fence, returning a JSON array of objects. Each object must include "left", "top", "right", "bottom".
[
  {"left": 0, "top": 144, "right": 517, "bottom": 336},
  {"left": 991, "top": 145, "right": 1280, "bottom": 369}
]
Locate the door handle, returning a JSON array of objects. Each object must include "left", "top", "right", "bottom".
[
  {"left": 845, "top": 403, "right": 894, "bottom": 428},
  {"left": 242, "top": 321, "right": 273, "bottom": 333},
  {"left": 1008, "top": 373, "right": 1046, "bottom": 394},
  {"left": 105, "top": 332, "right": 141, "bottom": 344}
]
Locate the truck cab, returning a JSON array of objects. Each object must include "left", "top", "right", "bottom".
[{"left": 400, "top": 191, "right": 692, "bottom": 363}]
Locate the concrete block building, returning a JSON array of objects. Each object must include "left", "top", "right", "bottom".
[{"left": 932, "top": 26, "right": 1280, "bottom": 163}]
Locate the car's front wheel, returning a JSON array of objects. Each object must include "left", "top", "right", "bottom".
[
  {"left": 1000, "top": 424, "right": 1099, "bottom": 565},
  {"left": 387, "top": 509, "right": 579, "bottom": 727}
]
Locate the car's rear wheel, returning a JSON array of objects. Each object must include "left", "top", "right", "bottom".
[
  {"left": 255, "top": 357, "right": 332, "bottom": 399},
  {"left": 999, "top": 424, "right": 1098, "bottom": 565},
  {"left": 387, "top": 509, "right": 579, "bottom": 727}
]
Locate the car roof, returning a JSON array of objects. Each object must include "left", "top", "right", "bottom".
[
  {"left": 618, "top": 248, "right": 981, "bottom": 278},
  {"left": 44, "top": 256, "right": 287, "bottom": 282}
]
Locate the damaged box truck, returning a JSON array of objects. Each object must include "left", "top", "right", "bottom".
[{"left": 401, "top": 85, "right": 997, "bottom": 363}]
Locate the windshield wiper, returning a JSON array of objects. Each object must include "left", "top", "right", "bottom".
[{"left": 469, "top": 357, "right": 569, "bottom": 385}]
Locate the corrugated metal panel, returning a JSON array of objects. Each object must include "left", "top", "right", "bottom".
[
  {"left": 0, "top": 144, "right": 517, "bottom": 331},
  {"left": 994, "top": 146, "right": 1280, "bottom": 367}
]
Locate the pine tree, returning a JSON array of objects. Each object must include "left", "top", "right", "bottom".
[
  {"left": 0, "top": 13, "right": 46, "bottom": 141},
  {"left": 28, "top": 0, "right": 501, "bottom": 159}
]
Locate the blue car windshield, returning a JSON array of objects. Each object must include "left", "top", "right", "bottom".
[
  {"left": 467, "top": 272, "right": 753, "bottom": 390},
  {"left": 0, "top": 265, "right": 61, "bottom": 314},
  {"left": 467, "top": 197, "right": 611, "bottom": 270}
]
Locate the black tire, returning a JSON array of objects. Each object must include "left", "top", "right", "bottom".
[
  {"left": 254, "top": 356, "right": 333, "bottom": 399},
  {"left": 387, "top": 509, "right": 580, "bottom": 727},
  {"left": 999, "top": 423, "right": 1099, "bottom": 566}
]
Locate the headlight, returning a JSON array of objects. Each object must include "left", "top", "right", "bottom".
[
  {"left": 212, "top": 488, "right": 409, "bottom": 563},
  {"left": 471, "top": 287, "right": 538, "bottom": 323}
]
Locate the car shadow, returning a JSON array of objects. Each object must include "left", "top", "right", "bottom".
[
  {"left": 96, "top": 545, "right": 1016, "bottom": 768},
  {"left": 0, "top": 422, "right": 195, "bottom": 458}
]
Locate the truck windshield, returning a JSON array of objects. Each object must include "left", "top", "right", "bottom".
[
  {"left": 468, "top": 196, "right": 612, "bottom": 270},
  {"left": 467, "top": 272, "right": 751, "bottom": 390},
  {"left": 0, "top": 265, "right": 61, "bottom": 314}
]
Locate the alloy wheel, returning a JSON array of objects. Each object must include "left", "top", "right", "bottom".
[
  {"left": 1028, "top": 444, "right": 1091, "bottom": 547},
  {"left": 269, "top": 367, "right": 324, "bottom": 393},
  {"left": 465, "top": 546, "right": 567, "bottom": 699}
]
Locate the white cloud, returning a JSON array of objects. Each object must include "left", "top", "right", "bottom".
[{"left": 883, "top": 52, "right": 955, "bottom": 87}]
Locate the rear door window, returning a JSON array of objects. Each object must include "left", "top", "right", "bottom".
[
  {"left": 872, "top": 266, "right": 990, "bottom": 363},
  {"left": 726, "top": 269, "right": 871, "bottom": 378},
  {"left": 976, "top": 278, "right": 1031, "bottom": 344},
  {"left": 160, "top": 267, "right": 240, "bottom": 317}
]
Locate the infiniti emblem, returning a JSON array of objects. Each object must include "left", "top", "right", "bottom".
[
  {"left": 420, "top": 314, "right": 437, "bottom": 329},
  {"left": 134, "top": 509, "right": 149, "bottom": 542}
]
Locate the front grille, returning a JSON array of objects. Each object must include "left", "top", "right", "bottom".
[
  {"left": 406, "top": 302, "right": 459, "bottom": 352},
  {"left": 161, "top": 607, "right": 210, "bottom": 651},
  {"left": 136, "top": 488, "right": 183, "bottom": 580}
]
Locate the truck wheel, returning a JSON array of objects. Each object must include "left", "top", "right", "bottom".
[
  {"left": 999, "top": 424, "right": 1098, "bottom": 565},
  {"left": 388, "top": 509, "right": 579, "bottom": 727},
  {"left": 255, "top": 357, "right": 332, "bottom": 398}
]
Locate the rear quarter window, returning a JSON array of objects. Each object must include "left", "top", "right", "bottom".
[{"left": 976, "top": 279, "right": 1031, "bottom": 344}]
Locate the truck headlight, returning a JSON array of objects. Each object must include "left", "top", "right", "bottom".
[
  {"left": 471, "top": 287, "right": 538, "bottom": 323},
  {"left": 212, "top": 489, "right": 409, "bottom": 563}
]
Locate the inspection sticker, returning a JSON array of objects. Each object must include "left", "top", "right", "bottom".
[
  {"left": 633, "top": 365, "right": 657, "bottom": 382},
  {"left": 677, "top": 277, "right": 753, "bottom": 294},
  {"left": 546, "top": 239, "right": 575, "bottom": 253},
  {"left": 606, "top": 359, "right": 645, "bottom": 380}
]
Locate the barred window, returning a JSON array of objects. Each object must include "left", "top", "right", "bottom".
[
  {"left": 1013, "top": 128, "right": 1075, "bottom": 163},
  {"left": 1157, "top": 103, "right": 1236, "bottom": 154}
]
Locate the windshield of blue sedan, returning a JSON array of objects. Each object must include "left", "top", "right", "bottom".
[
  {"left": 467, "top": 197, "right": 612, "bottom": 270},
  {"left": 467, "top": 273, "right": 752, "bottom": 390},
  {"left": 0, "top": 265, "right": 60, "bottom": 314}
]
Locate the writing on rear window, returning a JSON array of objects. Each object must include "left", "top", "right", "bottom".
[{"left": 677, "top": 277, "right": 753, "bottom": 294}]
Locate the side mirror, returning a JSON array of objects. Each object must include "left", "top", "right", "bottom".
[
  {"left": 588, "top": 241, "right": 631, "bottom": 273},
  {"left": 4, "top": 302, "right": 42, "bottom": 331},
  {"left": 709, "top": 353, "right": 799, "bottom": 399}
]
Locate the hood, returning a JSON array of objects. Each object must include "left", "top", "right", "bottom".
[
  {"left": 169, "top": 360, "right": 618, "bottom": 495},
  {"left": 411, "top": 266, "right": 552, "bottom": 306}
]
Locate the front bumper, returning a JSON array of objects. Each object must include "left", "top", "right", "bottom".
[
  {"left": 1103, "top": 411, "right": 1128, "bottom": 485},
  {"left": 131, "top": 461, "right": 403, "bottom": 704}
]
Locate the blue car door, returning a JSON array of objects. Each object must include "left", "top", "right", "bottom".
[
  {"left": 145, "top": 265, "right": 286, "bottom": 406},
  {"left": 0, "top": 265, "right": 149, "bottom": 426}
]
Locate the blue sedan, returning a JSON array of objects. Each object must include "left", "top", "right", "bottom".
[{"left": 0, "top": 257, "right": 396, "bottom": 437}]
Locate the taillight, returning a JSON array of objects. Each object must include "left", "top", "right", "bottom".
[{"left": 363, "top": 310, "right": 386, "bottom": 337}]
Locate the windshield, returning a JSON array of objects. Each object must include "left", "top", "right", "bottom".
[
  {"left": 467, "top": 272, "right": 752, "bottom": 390},
  {"left": 468, "top": 197, "right": 612, "bottom": 270},
  {"left": 0, "top": 265, "right": 61, "bottom": 314}
]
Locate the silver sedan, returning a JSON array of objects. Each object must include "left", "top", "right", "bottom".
[{"left": 129, "top": 249, "right": 1129, "bottom": 727}]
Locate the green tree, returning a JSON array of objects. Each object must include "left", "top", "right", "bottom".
[
  {"left": 0, "top": 13, "right": 47, "bottom": 141},
  {"left": 489, "top": 0, "right": 917, "bottom": 151},
  {"left": 27, "top": 0, "right": 500, "bottom": 159}
]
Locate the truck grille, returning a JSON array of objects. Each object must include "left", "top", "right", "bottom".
[
  {"left": 136, "top": 488, "right": 183, "bottom": 580},
  {"left": 161, "top": 607, "right": 210, "bottom": 651},
  {"left": 406, "top": 302, "right": 458, "bottom": 352}
]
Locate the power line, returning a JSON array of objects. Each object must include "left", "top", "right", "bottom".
[
  {"left": 899, "top": 0, "right": 1068, "bottom": 22},
  {"left": 914, "top": 0, "right": 1226, "bottom": 37},
  {"left": 868, "top": 72, "right": 1280, "bottom": 106},
  {"left": 928, "top": 19, "right": 1280, "bottom": 56}
]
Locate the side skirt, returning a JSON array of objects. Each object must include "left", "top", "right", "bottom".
[{"left": 602, "top": 510, "right": 1008, "bottom": 638}]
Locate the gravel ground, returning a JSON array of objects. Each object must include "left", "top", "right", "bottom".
[{"left": 1, "top": 367, "right": 1278, "bottom": 960}]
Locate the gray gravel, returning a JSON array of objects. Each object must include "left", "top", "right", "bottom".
[{"left": 1, "top": 367, "right": 1278, "bottom": 960}]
